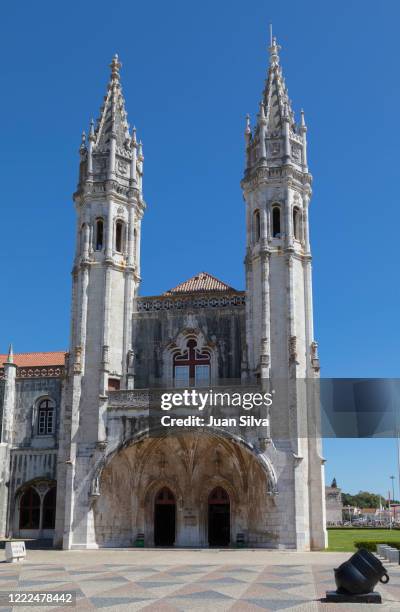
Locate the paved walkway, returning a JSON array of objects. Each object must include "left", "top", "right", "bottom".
[{"left": 0, "top": 550, "right": 399, "bottom": 610}]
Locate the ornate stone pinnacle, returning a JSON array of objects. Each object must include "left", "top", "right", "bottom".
[
  {"left": 7, "top": 344, "right": 13, "bottom": 364},
  {"left": 89, "top": 118, "right": 95, "bottom": 140},
  {"left": 269, "top": 35, "right": 281, "bottom": 65},
  {"left": 259, "top": 101, "right": 267, "bottom": 125},
  {"left": 110, "top": 53, "right": 121, "bottom": 81},
  {"left": 245, "top": 114, "right": 251, "bottom": 137}
]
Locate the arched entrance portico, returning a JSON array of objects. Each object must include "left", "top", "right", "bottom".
[
  {"left": 154, "top": 487, "right": 176, "bottom": 546},
  {"left": 208, "top": 486, "right": 230, "bottom": 546},
  {"left": 93, "top": 433, "right": 277, "bottom": 548}
]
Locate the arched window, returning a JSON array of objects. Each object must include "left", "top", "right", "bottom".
[
  {"left": 173, "top": 338, "right": 211, "bottom": 387},
  {"left": 272, "top": 206, "right": 281, "bottom": 238},
  {"left": 293, "top": 207, "right": 300, "bottom": 240},
  {"left": 37, "top": 398, "right": 55, "bottom": 435},
  {"left": 253, "top": 210, "right": 261, "bottom": 242},
  {"left": 42, "top": 487, "right": 56, "bottom": 529},
  {"left": 19, "top": 487, "right": 40, "bottom": 529},
  {"left": 95, "top": 218, "right": 104, "bottom": 250},
  {"left": 115, "top": 220, "right": 124, "bottom": 253}
]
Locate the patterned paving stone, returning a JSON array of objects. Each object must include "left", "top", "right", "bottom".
[
  {"left": 0, "top": 560, "right": 399, "bottom": 610},
  {"left": 90, "top": 596, "right": 150, "bottom": 608},
  {"left": 243, "top": 598, "right": 310, "bottom": 611}
]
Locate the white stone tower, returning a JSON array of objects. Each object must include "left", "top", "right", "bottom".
[
  {"left": 55, "top": 56, "right": 145, "bottom": 548},
  {"left": 241, "top": 34, "right": 327, "bottom": 549}
]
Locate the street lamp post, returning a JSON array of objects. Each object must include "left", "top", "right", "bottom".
[{"left": 390, "top": 475, "right": 396, "bottom": 526}]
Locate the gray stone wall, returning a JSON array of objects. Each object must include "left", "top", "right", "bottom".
[
  {"left": 0, "top": 380, "right": 4, "bottom": 440},
  {"left": 0, "top": 375, "right": 62, "bottom": 538},
  {"left": 13, "top": 378, "right": 62, "bottom": 448},
  {"left": 133, "top": 297, "right": 245, "bottom": 388}
]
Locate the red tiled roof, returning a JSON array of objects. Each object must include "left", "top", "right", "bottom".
[
  {"left": 0, "top": 351, "right": 66, "bottom": 367},
  {"left": 164, "top": 272, "right": 235, "bottom": 295}
]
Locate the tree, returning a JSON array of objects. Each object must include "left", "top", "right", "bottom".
[{"left": 341, "top": 491, "right": 398, "bottom": 509}]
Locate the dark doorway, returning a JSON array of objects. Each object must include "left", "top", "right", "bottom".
[
  {"left": 42, "top": 487, "right": 56, "bottom": 529},
  {"left": 154, "top": 487, "right": 175, "bottom": 546},
  {"left": 208, "top": 486, "right": 230, "bottom": 546}
]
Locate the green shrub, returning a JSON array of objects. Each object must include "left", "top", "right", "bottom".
[{"left": 354, "top": 540, "right": 400, "bottom": 552}]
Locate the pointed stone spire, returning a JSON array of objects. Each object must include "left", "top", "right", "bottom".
[
  {"left": 242, "top": 30, "right": 308, "bottom": 175},
  {"left": 94, "top": 54, "right": 131, "bottom": 152},
  {"left": 80, "top": 131, "right": 87, "bottom": 155},
  {"left": 74, "top": 54, "right": 144, "bottom": 196},
  {"left": 262, "top": 34, "right": 295, "bottom": 133},
  {"left": 299, "top": 109, "right": 307, "bottom": 133},
  {"left": 245, "top": 114, "right": 251, "bottom": 138},
  {"left": 89, "top": 118, "right": 95, "bottom": 142},
  {"left": 7, "top": 344, "right": 13, "bottom": 364}
]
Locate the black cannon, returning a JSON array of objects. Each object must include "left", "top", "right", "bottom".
[{"left": 326, "top": 548, "right": 389, "bottom": 604}]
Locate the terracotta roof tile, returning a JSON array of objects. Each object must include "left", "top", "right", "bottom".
[
  {"left": 0, "top": 351, "right": 66, "bottom": 367},
  {"left": 164, "top": 272, "right": 236, "bottom": 295}
]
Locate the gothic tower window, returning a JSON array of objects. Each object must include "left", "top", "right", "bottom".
[
  {"left": 95, "top": 218, "right": 104, "bottom": 250},
  {"left": 293, "top": 207, "right": 300, "bottom": 240},
  {"left": 37, "top": 398, "right": 55, "bottom": 435},
  {"left": 253, "top": 210, "right": 261, "bottom": 242},
  {"left": 272, "top": 206, "right": 281, "bottom": 238},
  {"left": 173, "top": 338, "right": 211, "bottom": 387},
  {"left": 115, "top": 220, "right": 124, "bottom": 253}
]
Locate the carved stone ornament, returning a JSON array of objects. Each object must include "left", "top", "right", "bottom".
[
  {"left": 127, "top": 349, "right": 135, "bottom": 369},
  {"left": 74, "top": 346, "right": 82, "bottom": 373},
  {"left": 269, "top": 141, "right": 281, "bottom": 155},
  {"left": 94, "top": 157, "right": 107, "bottom": 173},
  {"left": 102, "top": 345, "right": 109, "bottom": 365},
  {"left": 310, "top": 341, "right": 320, "bottom": 371},
  {"left": 117, "top": 159, "right": 128, "bottom": 175},
  {"left": 289, "top": 335, "right": 297, "bottom": 361},
  {"left": 292, "top": 145, "right": 301, "bottom": 162}
]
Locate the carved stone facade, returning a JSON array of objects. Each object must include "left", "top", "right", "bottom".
[{"left": 0, "top": 37, "right": 327, "bottom": 550}]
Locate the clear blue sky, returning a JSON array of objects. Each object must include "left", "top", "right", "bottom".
[{"left": 1, "top": 0, "right": 399, "bottom": 498}]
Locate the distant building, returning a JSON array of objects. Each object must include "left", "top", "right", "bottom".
[{"left": 325, "top": 478, "right": 343, "bottom": 525}]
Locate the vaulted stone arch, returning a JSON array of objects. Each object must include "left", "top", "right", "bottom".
[{"left": 92, "top": 431, "right": 278, "bottom": 547}]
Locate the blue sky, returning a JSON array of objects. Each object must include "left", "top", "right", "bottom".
[{"left": 1, "top": 0, "right": 399, "bottom": 497}]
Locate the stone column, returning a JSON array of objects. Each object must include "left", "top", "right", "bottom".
[
  {"left": 260, "top": 250, "right": 270, "bottom": 380},
  {"left": 0, "top": 354, "right": 17, "bottom": 538}
]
